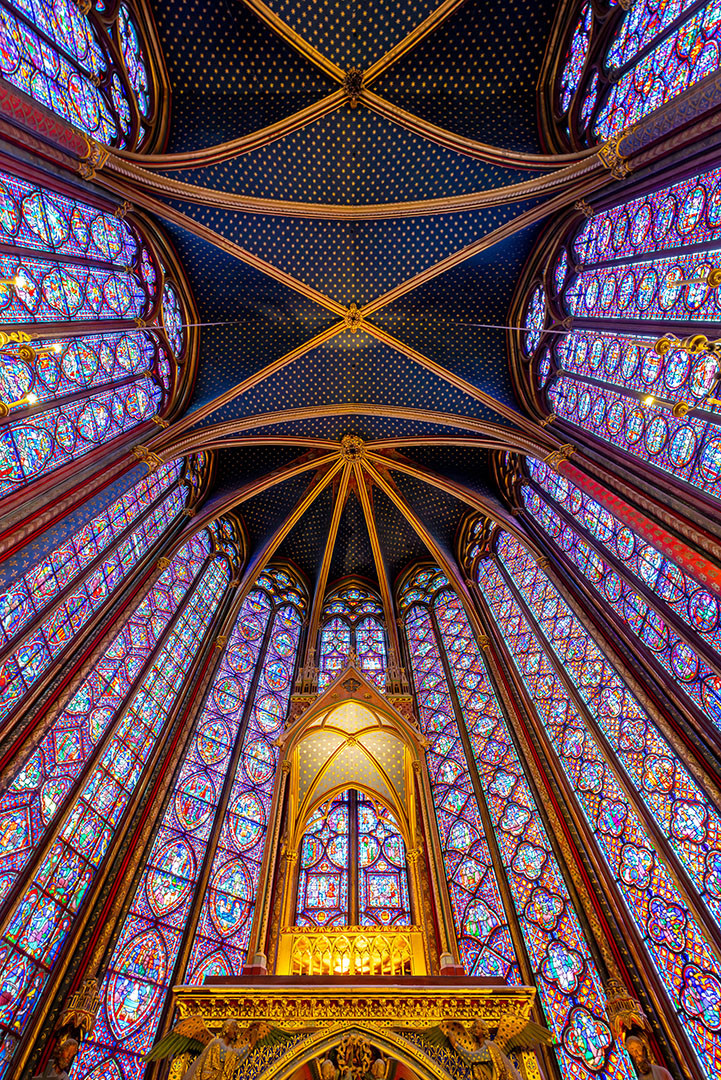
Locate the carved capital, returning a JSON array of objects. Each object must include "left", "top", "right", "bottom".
[
  {"left": 539, "top": 412, "right": 556, "bottom": 427},
  {"left": 78, "top": 138, "right": 109, "bottom": 180},
  {"left": 542, "top": 443, "right": 575, "bottom": 471},
  {"left": 215, "top": 635, "right": 228, "bottom": 649},
  {"left": 573, "top": 199, "right": 595, "bottom": 219},
  {"left": 597, "top": 130, "right": 634, "bottom": 179},
  {"left": 151, "top": 415, "right": 169, "bottom": 428},
  {"left": 114, "top": 199, "right": 132, "bottom": 219},
  {"left": 157, "top": 557, "right": 171, "bottom": 571},
  {"left": 132, "top": 445, "right": 164, "bottom": 473}
]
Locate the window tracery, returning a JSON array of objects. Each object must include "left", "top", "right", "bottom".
[
  {"left": 0, "top": 526, "right": 234, "bottom": 1076},
  {"left": 401, "top": 567, "right": 627, "bottom": 1080},
  {"left": 0, "top": 0, "right": 163, "bottom": 151},
  {"left": 318, "top": 582, "right": 387, "bottom": 690},
  {"left": 294, "top": 790, "right": 411, "bottom": 930},
  {"left": 184, "top": 567, "right": 306, "bottom": 982},
  {"left": 475, "top": 530, "right": 721, "bottom": 1080},
  {"left": 72, "top": 570, "right": 306, "bottom": 1080},
  {"left": 520, "top": 162, "right": 721, "bottom": 502},
  {"left": 0, "top": 168, "right": 192, "bottom": 502},
  {"left": 554, "top": 0, "right": 721, "bottom": 147},
  {"left": 0, "top": 455, "right": 205, "bottom": 728},
  {"left": 522, "top": 456, "right": 721, "bottom": 733}
]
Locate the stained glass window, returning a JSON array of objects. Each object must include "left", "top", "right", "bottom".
[
  {"left": 400, "top": 568, "right": 630, "bottom": 1080},
  {"left": 0, "top": 0, "right": 159, "bottom": 150},
  {"left": 295, "top": 789, "right": 411, "bottom": 929},
  {"left": 185, "top": 568, "right": 305, "bottom": 981},
  {"left": 0, "top": 168, "right": 189, "bottom": 499},
  {"left": 357, "top": 793, "right": 411, "bottom": 928},
  {"left": 317, "top": 583, "right": 387, "bottom": 691},
  {"left": 0, "top": 529, "right": 232, "bottom": 1076},
  {"left": 399, "top": 570, "right": 520, "bottom": 981},
  {"left": 296, "top": 793, "right": 350, "bottom": 927},
  {"left": 530, "top": 163, "right": 721, "bottom": 502},
  {"left": 523, "top": 456, "right": 721, "bottom": 732},
  {"left": 72, "top": 582, "right": 278, "bottom": 1080},
  {"left": 555, "top": 0, "right": 721, "bottom": 146},
  {"left": 0, "top": 457, "right": 204, "bottom": 726},
  {"left": 476, "top": 531, "right": 721, "bottom": 1080}
]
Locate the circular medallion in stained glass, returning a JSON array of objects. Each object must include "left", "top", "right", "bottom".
[
  {"left": 690, "top": 354, "right": 719, "bottom": 399},
  {"left": 668, "top": 426, "right": 697, "bottom": 468},
  {"left": 577, "top": 390, "right": 592, "bottom": 421},
  {"left": 196, "top": 719, "right": 231, "bottom": 765},
  {"left": 664, "top": 349, "right": 691, "bottom": 391},
  {"left": 226, "top": 641, "right": 256, "bottom": 675},
  {"left": 175, "top": 772, "right": 216, "bottom": 831},
  {"left": 612, "top": 212, "right": 629, "bottom": 251},
  {"left": 271, "top": 628, "right": 295, "bottom": 657},
  {"left": 688, "top": 590, "right": 720, "bottom": 633},
  {"left": 243, "top": 738, "right": 275, "bottom": 783},
  {"left": 640, "top": 348, "right": 663, "bottom": 386},
  {"left": 637, "top": 268, "right": 657, "bottom": 311},
  {"left": 653, "top": 195, "right": 676, "bottom": 242},
  {"left": 631, "top": 204, "right": 652, "bottom": 246},
  {"left": 264, "top": 659, "right": 289, "bottom": 691},
  {"left": 254, "top": 693, "right": 284, "bottom": 733},
  {"left": 591, "top": 394, "right": 606, "bottom": 428},
  {"left": 209, "top": 860, "right": 253, "bottom": 936},
  {"left": 230, "top": 791, "right": 266, "bottom": 851},
  {"left": 359, "top": 835, "right": 380, "bottom": 867},
  {"left": 146, "top": 838, "right": 195, "bottom": 918},
  {"left": 625, "top": 407, "right": 645, "bottom": 444},
  {"left": 606, "top": 401, "right": 626, "bottom": 436},
  {"left": 613, "top": 527, "right": 634, "bottom": 561},
  {"left": 670, "top": 640, "right": 699, "bottom": 682},
  {"left": 599, "top": 276, "right": 616, "bottom": 310},
  {"left": 679, "top": 186, "right": 706, "bottom": 233},
  {"left": 702, "top": 676, "right": 721, "bottom": 725}
]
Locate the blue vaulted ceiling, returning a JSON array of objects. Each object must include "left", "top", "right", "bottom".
[{"left": 146, "top": 0, "right": 568, "bottom": 590}]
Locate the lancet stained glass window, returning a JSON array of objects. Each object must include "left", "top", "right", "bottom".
[
  {"left": 400, "top": 569, "right": 520, "bottom": 981},
  {"left": 73, "top": 582, "right": 283, "bottom": 1080},
  {"left": 185, "top": 567, "right": 305, "bottom": 981},
  {"left": 555, "top": 0, "right": 721, "bottom": 146},
  {"left": 318, "top": 583, "right": 387, "bottom": 690},
  {"left": 0, "top": 529, "right": 231, "bottom": 1076},
  {"left": 523, "top": 456, "right": 721, "bottom": 733},
  {"left": 476, "top": 531, "right": 721, "bottom": 1080},
  {"left": 402, "top": 568, "right": 629, "bottom": 1080},
  {"left": 0, "top": 457, "right": 204, "bottom": 727},
  {"left": 0, "top": 0, "right": 159, "bottom": 150},
  {"left": 527, "top": 163, "right": 721, "bottom": 502},
  {"left": 0, "top": 167, "right": 190, "bottom": 501},
  {"left": 295, "top": 790, "right": 411, "bottom": 929}
]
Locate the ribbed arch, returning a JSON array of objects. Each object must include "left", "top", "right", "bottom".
[
  {"left": 515, "top": 161, "right": 721, "bottom": 509},
  {"left": 399, "top": 565, "right": 629, "bottom": 1080},
  {"left": 473, "top": 526, "right": 721, "bottom": 1080},
  {"left": 0, "top": 520, "right": 237, "bottom": 1077},
  {"left": 550, "top": 0, "right": 721, "bottom": 148},
  {"left": 0, "top": 0, "right": 168, "bottom": 151},
  {"left": 318, "top": 580, "right": 387, "bottom": 691}
]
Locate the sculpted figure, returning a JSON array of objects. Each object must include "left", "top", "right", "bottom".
[
  {"left": 625, "top": 1036, "right": 673, "bottom": 1080},
  {"left": 145, "top": 1015, "right": 294, "bottom": 1078},
  {"left": 412, "top": 1015, "right": 553, "bottom": 1080},
  {"left": 32, "top": 1038, "right": 79, "bottom": 1080}
]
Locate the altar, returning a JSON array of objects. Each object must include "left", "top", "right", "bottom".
[{"left": 163, "top": 977, "right": 545, "bottom": 1080}]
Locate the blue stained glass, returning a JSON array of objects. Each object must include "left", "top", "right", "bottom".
[
  {"left": 0, "top": 533, "right": 228, "bottom": 1074},
  {"left": 296, "top": 794, "right": 350, "bottom": 927},
  {"left": 432, "top": 586, "right": 630, "bottom": 1080},
  {"left": 559, "top": 2, "right": 592, "bottom": 113},
  {"left": 0, "top": 0, "right": 156, "bottom": 150},
  {"left": 72, "top": 586, "right": 274, "bottom": 1080},
  {"left": 185, "top": 570, "right": 304, "bottom": 981},
  {"left": 318, "top": 584, "right": 387, "bottom": 691},
  {"left": 477, "top": 534, "right": 721, "bottom": 1080}
]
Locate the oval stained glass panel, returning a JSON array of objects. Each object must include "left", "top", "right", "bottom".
[
  {"left": 209, "top": 859, "right": 253, "bottom": 936},
  {"left": 146, "top": 838, "right": 195, "bottom": 918},
  {"left": 107, "top": 930, "right": 167, "bottom": 1038}
]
